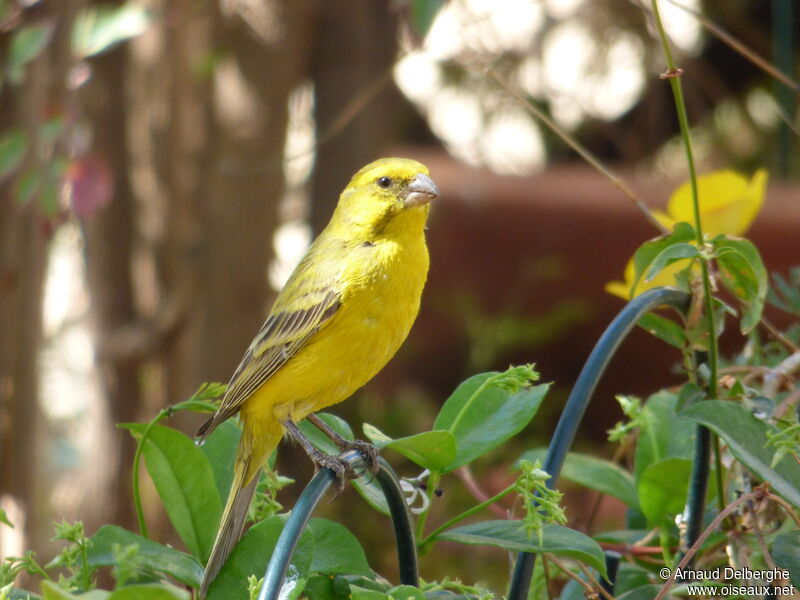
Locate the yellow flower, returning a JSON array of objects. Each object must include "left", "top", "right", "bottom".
[
  {"left": 654, "top": 169, "right": 768, "bottom": 236},
  {"left": 605, "top": 255, "right": 694, "bottom": 301},
  {"left": 606, "top": 169, "right": 768, "bottom": 300}
]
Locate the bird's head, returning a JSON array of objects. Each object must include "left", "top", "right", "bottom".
[{"left": 332, "top": 158, "right": 439, "bottom": 240}]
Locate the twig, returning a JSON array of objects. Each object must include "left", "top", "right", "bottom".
[
  {"left": 283, "top": 68, "right": 395, "bottom": 164},
  {"left": 763, "top": 350, "right": 800, "bottom": 399},
  {"left": 455, "top": 466, "right": 509, "bottom": 518},
  {"left": 543, "top": 553, "right": 598, "bottom": 599},
  {"left": 576, "top": 562, "right": 615, "bottom": 600},
  {"left": 748, "top": 501, "right": 778, "bottom": 571},
  {"left": 766, "top": 491, "right": 800, "bottom": 529},
  {"left": 774, "top": 388, "right": 800, "bottom": 420},
  {"left": 654, "top": 486, "right": 766, "bottom": 600},
  {"left": 419, "top": 481, "right": 517, "bottom": 549},
  {"left": 474, "top": 65, "right": 668, "bottom": 235},
  {"left": 664, "top": 0, "right": 800, "bottom": 93},
  {"left": 759, "top": 316, "right": 800, "bottom": 354},
  {"left": 599, "top": 542, "right": 670, "bottom": 556},
  {"left": 542, "top": 554, "right": 554, "bottom": 600},
  {"left": 584, "top": 492, "right": 604, "bottom": 534}
]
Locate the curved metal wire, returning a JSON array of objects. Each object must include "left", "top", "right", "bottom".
[
  {"left": 256, "top": 287, "right": 713, "bottom": 600},
  {"left": 507, "top": 287, "right": 692, "bottom": 600},
  {"left": 257, "top": 450, "right": 418, "bottom": 600}
]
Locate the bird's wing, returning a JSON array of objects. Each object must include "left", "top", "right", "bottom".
[{"left": 196, "top": 285, "right": 340, "bottom": 440}]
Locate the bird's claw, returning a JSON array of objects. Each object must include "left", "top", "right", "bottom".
[
  {"left": 309, "top": 450, "right": 352, "bottom": 497},
  {"left": 335, "top": 439, "right": 380, "bottom": 474},
  {"left": 309, "top": 441, "right": 380, "bottom": 498}
]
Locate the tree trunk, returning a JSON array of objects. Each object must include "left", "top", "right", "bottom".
[
  {"left": 191, "top": 0, "right": 313, "bottom": 387},
  {"left": 308, "top": 0, "right": 409, "bottom": 233},
  {"left": 0, "top": 0, "right": 83, "bottom": 556},
  {"left": 79, "top": 33, "right": 141, "bottom": 531}
]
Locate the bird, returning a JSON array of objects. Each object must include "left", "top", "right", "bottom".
[{"left": 196, "top": 157, "right": 439, "bottom": 597}]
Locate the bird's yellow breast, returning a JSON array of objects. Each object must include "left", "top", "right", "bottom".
[{"left": 241, "top": 220, "right": 429, "bottom": 426}]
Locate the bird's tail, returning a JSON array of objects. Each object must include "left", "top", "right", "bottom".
[{"left": 199, "top": 421, "right": 282, "bottom": 598}]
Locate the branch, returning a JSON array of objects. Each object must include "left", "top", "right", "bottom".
[{"left": 654, "top": 486, "right": 767, "bottom": 600}]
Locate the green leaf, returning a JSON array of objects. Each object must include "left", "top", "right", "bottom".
[
  {"left": 73, "top": 4, "right": 151, "bottom": 58},
  {"left": 633, "top": 391, "right": 695, "bottom": 484},
  {"left": 39, "top": 117, "right": 64, "bottom": 145},
  {"left": 436, "top": 521, "right": 606, "bottom": 576},
  {"left": 86, "top": 524, "right": 204, "bottom": 587},
  {"left": 410, "top": 0, "right": 443, "bottom": 38},
  {"left": 41, "top": 582, "right": 81, "bottom": 600},
  {"left": 198, "top": 420, "right": 242, "bottom": 499},
  {"left": 0, "top": 506, "right": 12, "bottom": 527},
  {"left": 121, "top": 423, "right": 222, "bottom": 561},
  {"left": 303, "top": 574, "right": 353, "bottom": 600},
  {"left": 636, "top": 458, "right": 691, "bottom": 526},
  {"left": 40, "top": 585, "right": 113, "bottom": 599},
  {"left": 616, "top": 584, "right": 661, "bottom": 600},
  {"left": 637, "top": 313, "right": 686, "bottom": 349},
  {"left": 631, "top": 222, "right": 695, "bottom": 295},
  {"left": 682, "top": 401, "right": 800, "bottom": 507},
  {"left": 518, "top": 449, "right": 638, "bottom": 509},
  {"left": 388, "top": 585, "right": 424, "bottom": 600},
  {"left": 350, "top": 586, "right": 389, "bottom": 600},
  {"left": 299, "top": 413, "right": 354, "bottom": 456},
  {"left": 433, "top": 366, "right": 548, "bottom": 472},
  {"left": 614, "top": 563, "right": 655, "bottom": 596},
  {"left": 772, "top": 530, "right": 800, "bottom": 587},
  {"left": 0, "top": 129, "right": 27, "bottom": 184},
  {"left": 173, "top": 399, "right": 219, "bottom": 414},
  {"left": 558, "top": 578, "right": 587, "bottom": 600},
  {"left": 713, "top": 237, "right": 767, "bottom": 333},
  {"left": 8, "top": 23, "right": 53, "bottom": 84},
  {"left": 206, "top": 515, "right": 313, "bottom": 600},
  {"left": 644, "top": 242, "right": 699, "bottom": 282},
  {"left": 107, "top": 584, "right": 189, "bottom": 599},
  {"left": 8, "top": 589, "right": 44, "bottom": 600},
  {"left": 308, "top": 518, "right": 371, "bottom": 576},
  {"left": 299, "top": 414, "right": 389, "bottom": 515},
  {"left": 768, "top": 267, "right": 800, "bottom": 316},
  {"left": 363, "top": 424, "right": 456, "bottom": 472},
  {"left": 39, "top": 177, "right": 60, "bottom": 216},
  {"left": 16, "top": 167, "right": 41, "bottom": 205}
]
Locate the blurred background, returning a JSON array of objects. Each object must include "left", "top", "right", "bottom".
[{"left": 0, "top": 0, "right": 798, "bottom": 589}]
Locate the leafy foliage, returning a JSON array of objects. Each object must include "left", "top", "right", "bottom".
[{"left": 3, "top": 4, "right": 799, "bottom": 597}]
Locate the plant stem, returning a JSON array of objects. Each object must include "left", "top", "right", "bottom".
[
  {"left": 659, "top": 526, "right": 673, "bottom": 567},
  {"left": 482, "top": 67, "right": 667, "bottom": 234},
  {"left": 24, "top": 558, "right": 52, "bottom": 582},
  {"left": 649, "top": 0, "right": 719, "bottom": 403},
  {"left": 420, "top": 482, "right": 517, "bottom": 549},
  {"left": 80, "top": 540, "right": 91, "bottom": 591},
  {"left": 414, "top": 470, "right": 441, "bottom": 544},
  {"left": 131, "top": 408, "right": 170, "bottom": 538},
  {"left": 712, "top": 436, "right": 725, "bottom": 513}
]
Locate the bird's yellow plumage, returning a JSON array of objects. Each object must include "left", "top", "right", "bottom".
[{"left": 198, "top": 157, "right": 438, "bottom": 596}]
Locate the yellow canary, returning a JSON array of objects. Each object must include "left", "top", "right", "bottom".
[{"left": 197, "top": 157, "right": 438, "bottom": 596}]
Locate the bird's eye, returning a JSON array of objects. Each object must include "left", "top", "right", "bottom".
[{"left": 377, "top": 176, "right": 392, "bottom": 189}]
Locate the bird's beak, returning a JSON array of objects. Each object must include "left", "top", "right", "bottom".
[{"left": 402, "top": 173, "right": 439, "bottom": 207}]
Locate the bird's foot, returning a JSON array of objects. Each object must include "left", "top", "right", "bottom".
[
  {"left": 334, "top": 439, "right": 380, "bottom": 474},
  {"left": 307, "top": 448, "right": 356, "bottom": 496},
  {"left": 307, "top": 414, "right": 380, "bottom": 473},
  {"left": 283, "top": 417, "right": 381, "bottom": 497}
]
